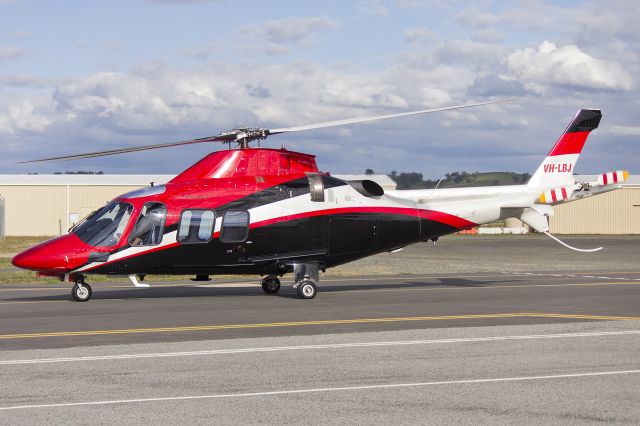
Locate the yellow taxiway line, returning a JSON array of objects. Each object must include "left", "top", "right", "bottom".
[{"left": 1, "top": 312, "right": 639, "bottom": 340}]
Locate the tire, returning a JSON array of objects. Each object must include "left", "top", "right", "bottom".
[
  {"left": 296, "top": 280, "right": 317, "bottom": 299},
  {"left": 261, "top": 276, "right": 281, "bottom": 294},
  {"left": 72, "top": 282, "right": 92, "bottom": 302}
]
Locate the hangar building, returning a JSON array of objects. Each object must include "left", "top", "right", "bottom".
[
  {"left": 0, "top": 174, "right": 636, "bottom": 237},
  {"left": 0, "top": 174, "right": 397, "bottom": 237}
]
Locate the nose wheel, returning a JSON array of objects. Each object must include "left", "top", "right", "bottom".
[{"left": 72, "top": 282, "right": 92, "bottom": 302}]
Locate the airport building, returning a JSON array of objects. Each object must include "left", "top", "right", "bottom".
[
  {"left": 549, "top": 175, "right": 640, "bottom": 234},
  {"left": 0, "top": 174, "right": 397, "bottom": 237},
  {"left": 0, "top": 174, "right": 636, "bottom": 237}
]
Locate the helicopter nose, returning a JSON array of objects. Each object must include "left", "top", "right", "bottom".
[
  {"left": 11, "top": 249, "right": 38, "bottom": 270},
  {"left": 12, "top": 235, "right": 91, "bottom": 273}
]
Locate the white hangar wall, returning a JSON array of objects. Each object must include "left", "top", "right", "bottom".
[
  {"left": 0, "top": 174, "right": 637, "bottom": 237},
  {"left": 0, "top": 175, "right": 174, "bottom": 237},
  {"left": 549, "top": 185, "right": 640, "bottom": 234},
  {"left": 0, "top": 174, "right": 397, "bottom": 236}
]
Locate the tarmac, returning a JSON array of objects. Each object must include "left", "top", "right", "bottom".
[{"left": 0, "top": 235, "right": 639, "bottom": 423}]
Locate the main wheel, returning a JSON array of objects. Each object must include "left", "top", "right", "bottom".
[
  {"left": 72, "top": 282, "right": 92, "bottom": 302},
  {"left": 296, "top": 279, "right": 317, "bottom": 299},
  {"left": 261, "top": 276, "right": 281, "bottom": 294}
]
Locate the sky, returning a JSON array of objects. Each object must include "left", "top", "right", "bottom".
[{"left": 1, "top": 0, "right": 638, "bottom": 178}]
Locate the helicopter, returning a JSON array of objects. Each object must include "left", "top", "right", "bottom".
[{"left": 11, "top": 100, "right": 628, "bottom": 301}]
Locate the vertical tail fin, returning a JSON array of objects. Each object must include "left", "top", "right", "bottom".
[{"left": 527, "top": 109, "right": 601, "bottom": 190}]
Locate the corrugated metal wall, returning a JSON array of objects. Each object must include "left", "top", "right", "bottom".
[
  {"left": 0, "top": 185, "right": 140, "bottom": 236},
  {"left": 0, "top": 197, "right": 5, "bottom": 239},
  {"left": 550, "top": 187, "right": 640, "bottom": 234},
  {"left": 0, "top": 183, "right": 638, "bottom": 236}
]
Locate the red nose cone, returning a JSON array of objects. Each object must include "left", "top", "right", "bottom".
[
  {"left": 11, "top": 250, "right": 37, "bottom": 270},
  {"left": 12, "top": 235, "right": 91, "bottom": 273}
]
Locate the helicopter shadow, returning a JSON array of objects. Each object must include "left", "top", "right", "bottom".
[{"left": 7, "top": 276, "right": 520, "bottom": 303}]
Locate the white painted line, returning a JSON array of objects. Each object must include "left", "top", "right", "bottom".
[
  {"left": 2, "top": 369, "right": 639, "bottom": 411},
  {"left": 2, "top": 330, "right": 640, "bottom": 366}
]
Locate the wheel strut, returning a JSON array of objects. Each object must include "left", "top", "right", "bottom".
[{"left": 292, "top": 263, "right": 320, "bottom": 299}]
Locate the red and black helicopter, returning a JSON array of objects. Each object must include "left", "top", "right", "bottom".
[{"left": 12, "top": 100, "right": 627, "bottom": 301}]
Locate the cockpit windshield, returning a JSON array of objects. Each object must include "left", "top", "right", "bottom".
[{"left": 73, "top": 201, "right": 134, "bottom": 247}]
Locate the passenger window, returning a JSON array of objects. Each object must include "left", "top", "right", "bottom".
[
  {"left": 129, "top": 202, "right": 167, "bottom": 246},
  {"left": 178, "top": 210, "right": 215, "bottom": 244},
  {"left": 220, "top": 210, "right": 250, "bottom": 243}
]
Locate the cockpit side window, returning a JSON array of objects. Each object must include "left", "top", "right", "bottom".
[
  {"left": 129, "top": 202, "right": 167, "bottom": 247},
  {"left": 73, "top": 201, "right": 134, "bottom": 247}
]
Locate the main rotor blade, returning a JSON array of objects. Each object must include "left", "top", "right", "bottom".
[
  {"left": 269, "top": 98, "right": 515, "bottom": 134},
  {"left": 17, "top": 135, "right": 229, "bottom": 164},
  {"left": 19, "top": 98, "right": 515, "bottom": 164}
]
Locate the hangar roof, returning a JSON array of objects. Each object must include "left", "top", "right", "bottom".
[
  {"left": 0, "top": 174, "right": 635, "bottom": 188},
  {"left": 0, "top": 173, "right": 399, "bottom": 188},
  {"left": 0, "top": 174, "right": 174, "bottom": 186}
]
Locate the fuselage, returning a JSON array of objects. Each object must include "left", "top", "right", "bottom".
[{"left": 14, "top": 147, "right": 524, "bottom": 280}]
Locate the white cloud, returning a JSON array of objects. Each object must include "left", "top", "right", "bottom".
[
  {"left": 471, "top": 29, "right": 504, "bottom": 44},
  {"left": 239, "top": 16, "right": 336, "bottom": 55},
  {"left": 1, "top": 99, "right": 54, "bottom": 134},
  {"left": 0, "top": 75, "right": 55, "bottom": 88},
  {"left": 3, "top": 2, "right": 639, "bottom": 178},
  {"left": 455, "top": 3, "right": 556, "bottom": 32},
  {"left": 243, "top": 16, "right": 336, "bottom": 43},
  {"left": 320, "top": 79, "right": 408, "bottom": 109},
  {"left": 146, "top": 0, "right": 220, "bottom": 4},
  {"left": 506, "top": 41, "right": 634, "bottom": 93},
  {"left": 10, "top": 31, "right": 32, "bottom": 39},
  {"left": 358, "top": 0, "right": 389, "bottom": 17},
  {"left": 0, "top": 46, "right": 25, "bottom": 61},
  {"left": 608, "top": 125, "right": 640, "bottom": 136},
  {"left": 180, "top": 42, "right": 221, "bottom": 60},
  {"left": 403, "top": 27, "right": 436, "bottom": 44},
  {"left": 105, "top": 41, "right": 123, "bottom": 49}
]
